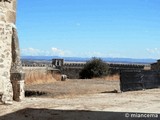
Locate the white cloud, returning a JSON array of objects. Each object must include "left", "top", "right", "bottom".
[
  {"left": 21, "top": 47, "right": 126, "bottom": 58},
  {"left": 82, "top": 51, "right": 106, "bottom": 57},
  {"left": 146, "top": 48, "right": 160, "bottom": 54},
  {"left": 76, "top": 23, "right": 81, "bottom": 26},
  {"left": 51, "top": 47, "right": 71, "bottom": 56},
  {"left": 21, "top": 47, "right": 72, "bottom": 56},
  {"left": 21, "top": 48, "right": 42, "bottom": 56},
  {"left": 79, "top": 51, "right": 121, "bottom": 58},
  {"left": 146, "top": 48, "right": 160, "bottom": 58}
]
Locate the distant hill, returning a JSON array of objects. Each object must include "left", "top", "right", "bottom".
[{"left": 21, "top": 56, "right": 157, "bottom": 64}]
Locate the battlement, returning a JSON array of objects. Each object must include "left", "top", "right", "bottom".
[{"left": 21, "top": 59, "right": 145, "bottom": 79}]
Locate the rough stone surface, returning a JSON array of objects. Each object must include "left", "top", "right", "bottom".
[{"left": 0, "top": 0, "right": 24, "bottom": 104}]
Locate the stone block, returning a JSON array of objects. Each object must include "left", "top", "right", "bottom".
[
  {"left": 12, "top": 80, "right": 24, "bottom": 101},
  {"left": 11, "top": 72, "right": 25, "bottom": 81},
  {"left": 6, "top": 11, "right": 16, "bottom": 23}
]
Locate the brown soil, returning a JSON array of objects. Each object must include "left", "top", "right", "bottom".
[
  {"left": 0, "top": 79, "right": 160, "bottom": 120},
  {"left": 25, "top": 79, "right": 120, "bottom": 98}
]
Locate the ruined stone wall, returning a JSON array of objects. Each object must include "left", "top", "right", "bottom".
[
  {"left": 0, "top": 22, "right": 13, "bottom": 103},
  {"left": 0, "top": 0, "right": 24, "bottom": 104}
]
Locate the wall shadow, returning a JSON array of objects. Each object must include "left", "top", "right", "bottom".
[{"left": 0, "top": 108, "right": 159, "bottom": 120}]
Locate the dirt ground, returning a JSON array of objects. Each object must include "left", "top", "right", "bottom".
[
  {"left": 0, "top": 79, "right": 160, "bottom": 120},
  {"left": 25, "top": 79, "right": 120, "bottom": 98}
]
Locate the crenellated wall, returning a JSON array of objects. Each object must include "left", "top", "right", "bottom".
[
  {"left": 22, "top": 59, "right": 145, "bottom": 79},
  {"left": 0, "top": 0, "right": 24, "bottom": 104}
]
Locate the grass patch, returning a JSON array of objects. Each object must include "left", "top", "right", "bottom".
[{"left": 24, "top": 68, "right": 61, "bottom": 85}]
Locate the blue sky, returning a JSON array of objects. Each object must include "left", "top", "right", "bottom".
[{"left": 17, "top": 0, "right": 160, "bottom": 59}]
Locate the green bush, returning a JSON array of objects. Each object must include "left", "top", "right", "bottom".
[{"left": 79, "top": 57, "right": 109, "bottom": 79}]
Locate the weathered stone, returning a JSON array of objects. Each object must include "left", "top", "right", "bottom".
[
  {"left": 10, "top": 73, "right": 25, "bottom": 81},
  {"left": 0, "top": 59, "right": 4, "bottom": 62},
  {"left": 11, "top": 27, "right": 23, "bottom": 73},
  {"left": 1, "top": 54, "right": 5, "bottom": 58},
  {"left": 0, "top": 64, "right": 4, "bottom": 68},
  {"left": 12, "top": 80, "right": 24, "bottom": 101},
  {"left": 0, "top": 0, "right": 25, "bottom": 104},
  {"left": 2, "top": 71, "right": 8, "bottom": 77}
]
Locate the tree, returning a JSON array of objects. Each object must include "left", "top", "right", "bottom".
[{"left": 79, "top": 57, "right": 109, "bottom": 79}]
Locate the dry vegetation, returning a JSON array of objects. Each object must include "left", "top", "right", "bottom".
[
  {"left": 24, "top": 66, "right": 119, "bottom": 86},
  {"left": 104, "top": 74, "right": 120, "bottom": 80},
  {"left": 24, "top": 67, "right": 61, "bottom": 85},
  {"left": 24, "top": 67, "right": 120, "bottom": 98}
]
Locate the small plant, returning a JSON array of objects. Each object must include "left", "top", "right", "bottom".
[{"left": 79, "top": 57, "right": 109, "bottom": 79}]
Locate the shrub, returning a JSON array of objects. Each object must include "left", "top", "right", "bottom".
[{"left": 79, "top": 57, "right": 109, "bottom": 79}]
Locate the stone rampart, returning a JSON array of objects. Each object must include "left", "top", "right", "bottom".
[{"left": 22, "top": 60, "right": 145, "bottom": 79}]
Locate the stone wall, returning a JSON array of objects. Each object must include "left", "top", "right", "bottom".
[
  {"left": 0, "top": 0, "right": 24, "bottom": 104},
  {"left": 21, "top": 59, "right": 146, "bottom": 79},
  {"left": 0, "top": 22, "right": 13, "bottom": 103},
  {"left": 120, "top": 70, "right": 160, "bottom": 92},
  {"left": 151, "top": 59, "right": 160, "bottom": 70}
]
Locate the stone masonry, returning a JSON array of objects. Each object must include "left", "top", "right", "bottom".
[{"left": 0, "top": 0, "right": 24, "bottom": 104}]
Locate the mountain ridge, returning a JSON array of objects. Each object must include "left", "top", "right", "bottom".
[{"left": 21, "top": 56, "right": 157, "bottom": 64}]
